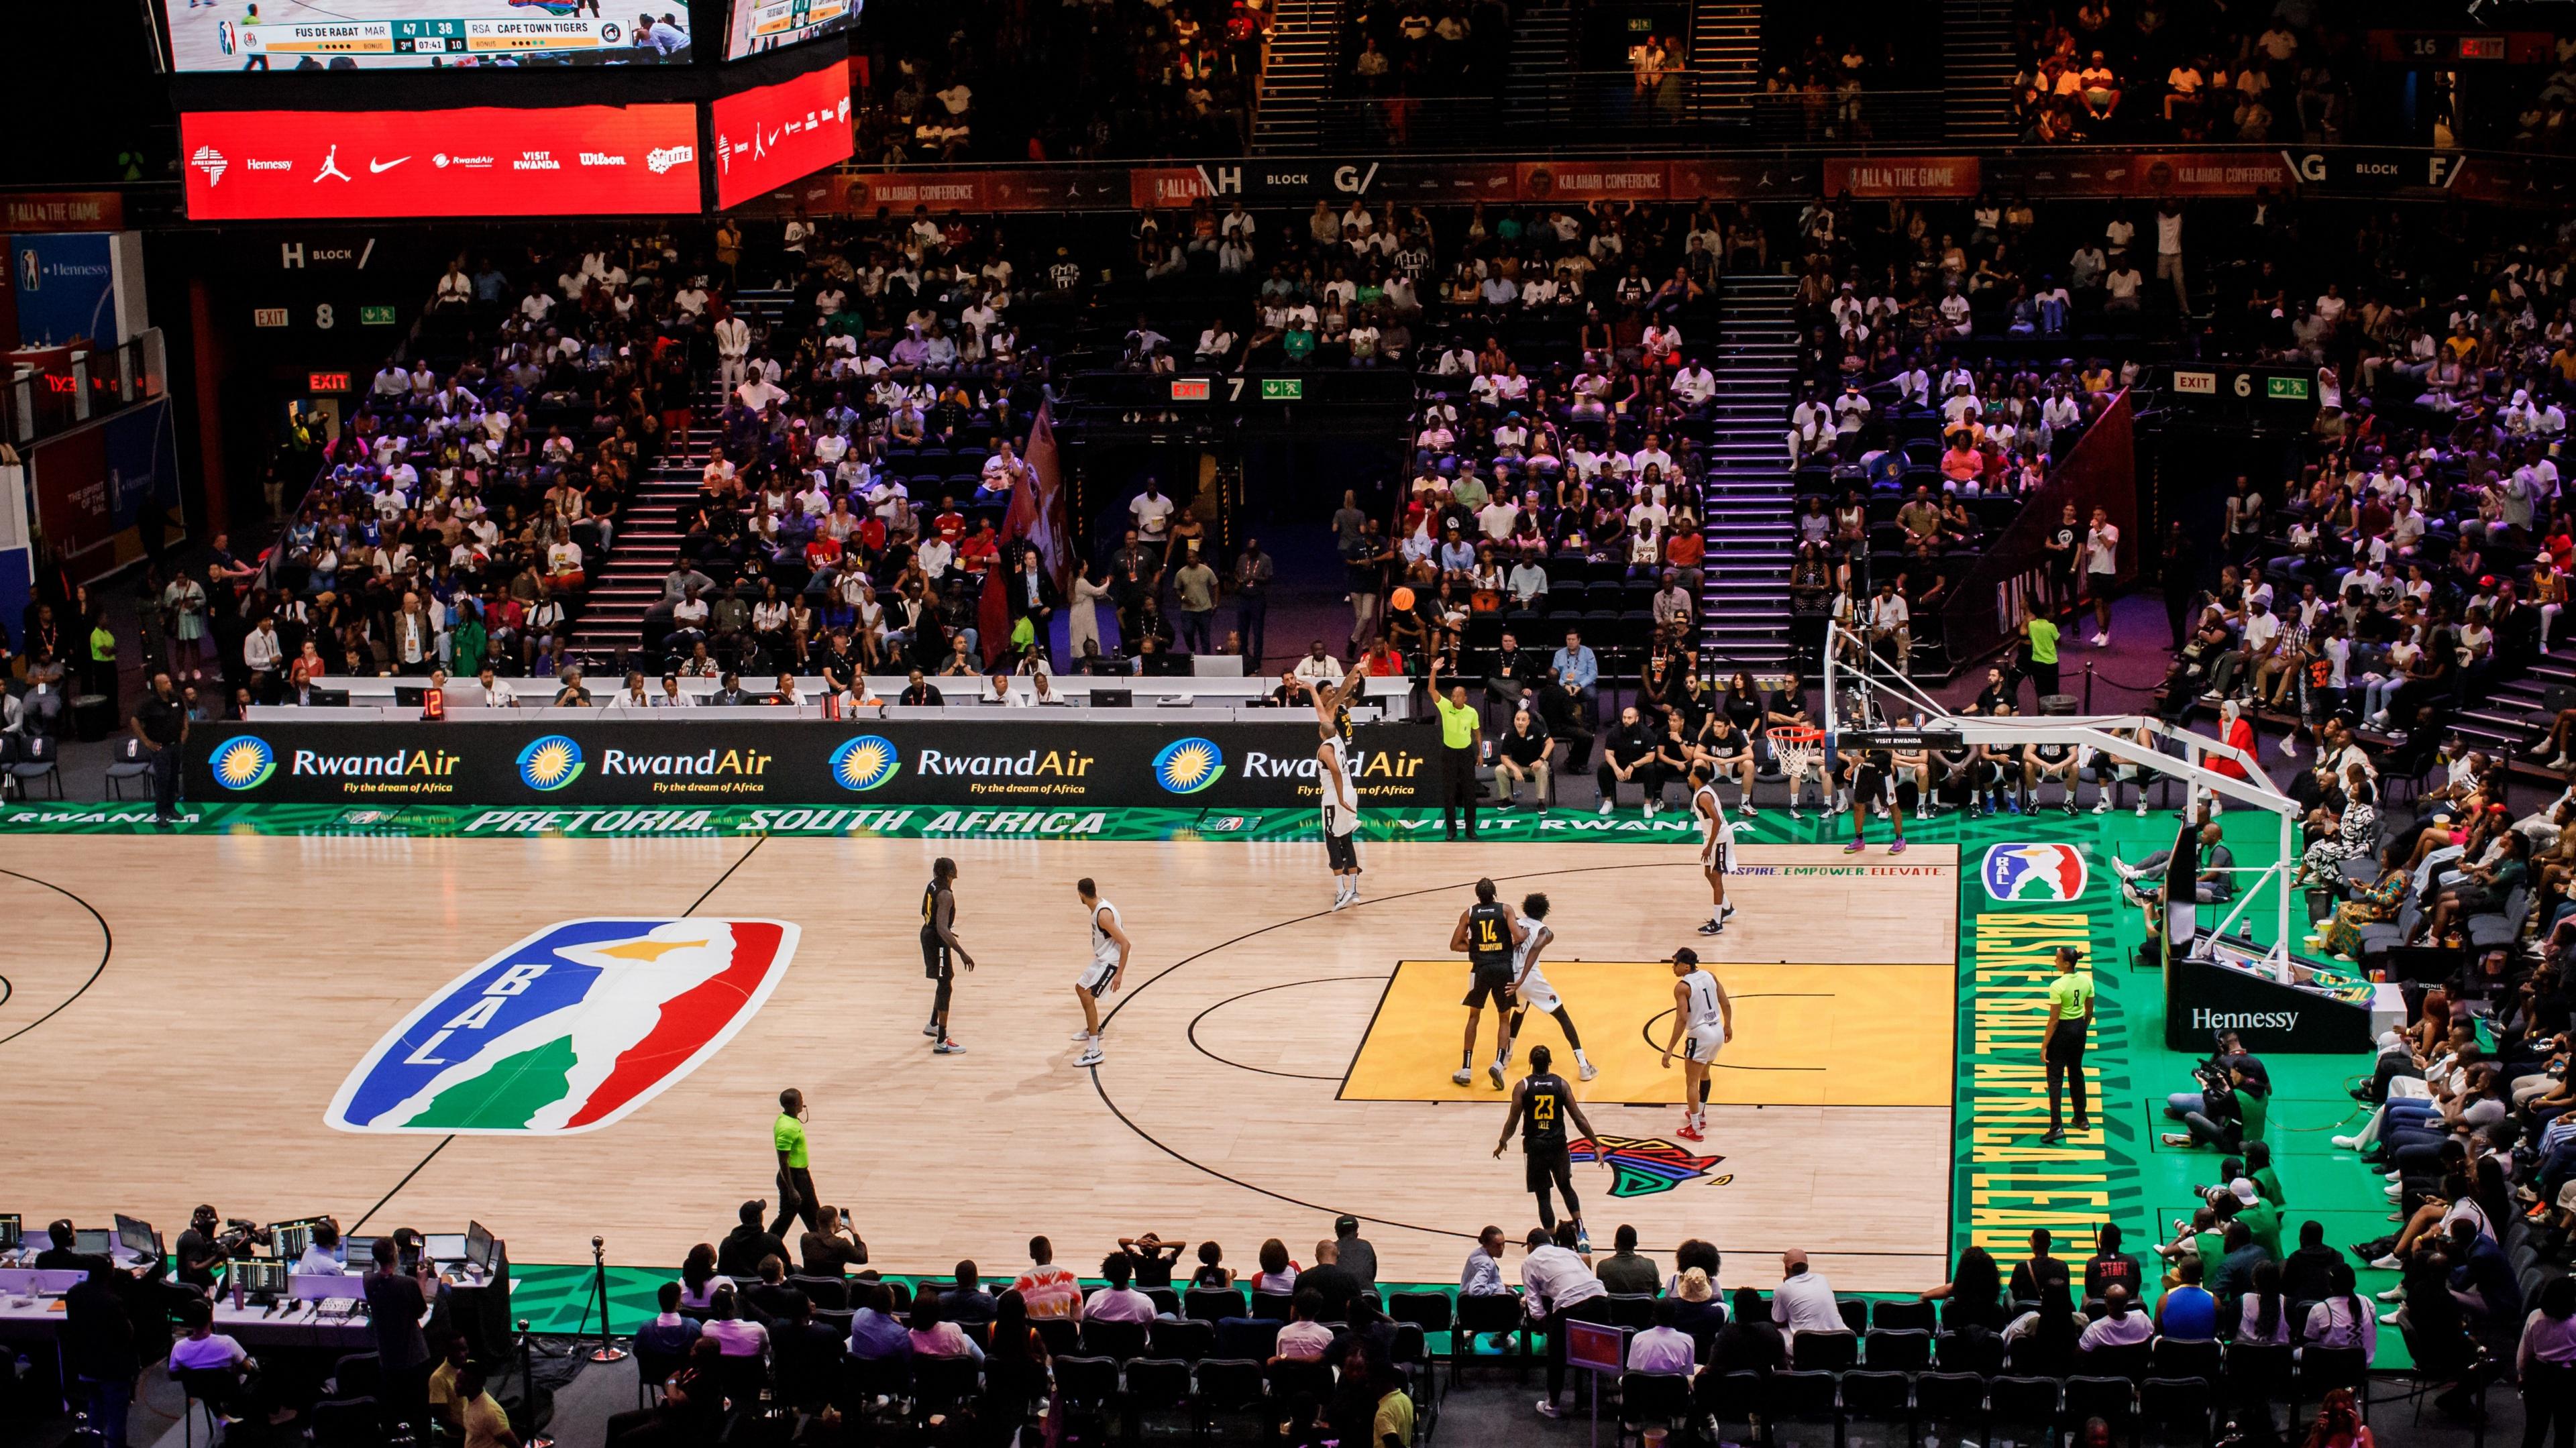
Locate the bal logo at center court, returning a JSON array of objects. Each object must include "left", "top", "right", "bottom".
[
  {"left": 326, "top": 919, "right": 799, "bottom": 1135},
  {"left": 1980, "top": 842, "right": 2088, "bottom": 903}
]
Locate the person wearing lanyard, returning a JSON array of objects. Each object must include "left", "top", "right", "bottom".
[
  {"left": 1429, "top": 655, "right": 1483, "bottom": 842},
  {"left": 132, "top": 670, "right": 190, "bottom": 826},
  {"left": 2041, "top": 946, "right": 2094, "bottom": 1144}
]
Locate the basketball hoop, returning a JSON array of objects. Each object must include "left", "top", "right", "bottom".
[{"left": 1771, "top": 725, "right": 1827, "bottom": 783}]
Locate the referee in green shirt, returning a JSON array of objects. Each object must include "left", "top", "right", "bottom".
[
  {"left": 772, "top": 1087, "right": 820, "bottom": 1235},
  {"left": 2041, "top": 946, "right": 2094, "bottom": 1143},
  {"left": 1429, "top": 655, "right": 1483, "bottom": 841}
]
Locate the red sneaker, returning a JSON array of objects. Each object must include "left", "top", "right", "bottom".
[{"left": 1676, "top": 1121, "right": 1705, "bottom": 1142}]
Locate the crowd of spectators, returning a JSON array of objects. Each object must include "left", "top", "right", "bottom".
[
  {"left": 72, "top": 236, "right": 705, "bottom": 724},
  {"left": 857, "top": 0, "right": 1273, "bottom": 163},
  {"left": 1752, "top": 19, "right": 1940, "bottom": 145},
  {"left": 1339, "top": 0, "right": 1513, "bottom": 107},
  {"left": 2006, "top": 0, "right": 2576, "bottom": 150}
]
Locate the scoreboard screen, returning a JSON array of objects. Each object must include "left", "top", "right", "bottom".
[
  {"left": 165, "top": 1, "right": 696, "bottom": 72},
  {"left": 723, "top": 0, "right": 860, "bottom": 60}
]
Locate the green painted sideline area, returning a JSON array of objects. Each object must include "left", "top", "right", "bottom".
[{"left": 1949, "top": 807, "right": 2407, "bottom": 1366}]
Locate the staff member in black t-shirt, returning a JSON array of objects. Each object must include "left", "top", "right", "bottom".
[{"left": 132, "top": 670, "right": 189, "bottom": 826}]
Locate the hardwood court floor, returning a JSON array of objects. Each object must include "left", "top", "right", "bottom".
[{"left": 0, "top": 838, "right": 1956, "bottom": 1288}]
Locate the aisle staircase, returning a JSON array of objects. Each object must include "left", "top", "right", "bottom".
[
  {"left": 1941, "top": 0, "right": 2021, "bottom": 143},
  {"left": 565, "top": 289, "right": 792, "bottom": 666},
  {"left": 1685, "top": 0, "right": 1764, "bottom": 125},
  {"left": 1250, "top": 0, "right": 1343, "bottom": 153},
  {"left": 1697, "top": 274, "right": 1799, "bottom": 670},
  {"left": 1499, "top": 2, "right": 1573, "bottom": 133}
]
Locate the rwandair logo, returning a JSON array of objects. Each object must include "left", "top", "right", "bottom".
[
  {"left": 517, "top": 735, "right": 586, "bottom": 792},
  {"left": 1572, "top": 1135, "right": 1729, "bottom": 1198},
  {"left": 1152, "top": 736, "right": 1226, "bottom": 795},
  {"left": 830, "top": 735, "right": 902, "bottom": 791},
  {"left": 210, "top": 736, "right": 276, "bottom": 790}
]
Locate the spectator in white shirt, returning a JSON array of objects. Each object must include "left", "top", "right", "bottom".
[
  {"left": 2077, "top": 1285, "right": 2153, "bottom": 1351},
  {"left": 1083, "top": 1255, "right": 1159, "bottom": 1323},
  {"left": 1770, "top": 1251, "right": 1843, "bottom": 1341},
  {"left": 1524, "top": 1223, "right": 1610, "bottom": 1417},
  {"left": 1627, "top": 1298, "right": 1698, "bottom": 1374}
]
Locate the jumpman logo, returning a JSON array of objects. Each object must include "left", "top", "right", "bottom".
[{"left": 314, "top": 144, "right": 350, "bottom": 183}]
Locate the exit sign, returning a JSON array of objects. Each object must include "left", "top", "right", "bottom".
[
  {"left": 360, "top": 305, "right": 398, "bottom": 327},
  {"left": 2266, "top": 376, "right": 2312, "bottom": 400},
  {"left": 1169, "top": 378, "right": 1210, "bottom": 402},
  {"left": 254, "top": 308, "right": 288, "bottom": 328},
  {"left": 307, "top": 371, "right": 351, "bottom": 392},
  {"left": 1260, "top": 378, "right": 1303, "bottom": 400}
]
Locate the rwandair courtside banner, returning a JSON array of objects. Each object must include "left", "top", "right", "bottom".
[{"left": 189, "top": 718, "right": 1440, "bottom": 807}]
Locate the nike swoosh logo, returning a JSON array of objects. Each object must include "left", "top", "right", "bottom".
[{"left": 369, "top": 156, "right": 410, "bottom": 173}]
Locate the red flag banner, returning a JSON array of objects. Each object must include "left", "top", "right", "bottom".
[{"left": 1020, "top": 398, "right": 1074, "bottom": 593}]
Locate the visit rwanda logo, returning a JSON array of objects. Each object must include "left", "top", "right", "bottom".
[
  {"left": 1571, "top": 1135, "right": 1727, "bottom": 1199},
  {"left": 210, "top": 736, "right": 276, "bottom": 790},
  {"left": 327, "top": 918, "right": 800, "bottom": 1135},
  {"left": 1153, "top": 736, "right": 1225, "bottom": 795},
  {"left": 1981, "top": 842, "right": 2088, "bottom": 902},
  {"left": 830, "top": 735, "right": 902, "bottom": 791},
  {"left": 517, "top": 735, "right": 586, "bottom": 791}
]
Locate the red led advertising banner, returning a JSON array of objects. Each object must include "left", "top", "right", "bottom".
[
  {"left": 711, "top": 64, "right": 855, "bottom": 211},
  {"left": 182, "top": 105, "right": 702, "bottom": 219}
]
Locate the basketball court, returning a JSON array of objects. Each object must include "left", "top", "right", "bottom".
[{"left": 0, "top": 835, "right": 1957, "bottom": 1288}]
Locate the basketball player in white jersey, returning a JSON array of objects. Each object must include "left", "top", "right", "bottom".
[
  {"left": 1302, "top": 670, "right": 1366, "bottom": 909},
  {"left": 1658, "top": 946, "right": 1733, "bottom": 1142},
  {"left": 1689, "top": 761, "right": 1745, "bottom": 936},
  {"left": 1071, "top": 878, "right": 1132, "bottom": 1068},
  {"left": 1497, "top": 893, "right": 1599, "bottom": 1080}
]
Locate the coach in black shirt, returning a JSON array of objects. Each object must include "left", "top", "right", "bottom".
[
  {"left": 132, "top": 671, "right": 188, "bottom": 824},
  {"left": 1595, "top": 707, "right": 1666, "bottom": 814},
  {"left": 900, "top": 669, "right": 945, "bottom": 706}
]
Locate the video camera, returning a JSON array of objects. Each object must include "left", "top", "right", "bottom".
[{"left": 2190, "top": 1034, "right": 2240, "bottom": 1107}]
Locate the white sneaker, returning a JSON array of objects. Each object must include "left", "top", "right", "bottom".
[
  {"left": 1489, "top": 1062, "right": 1507, "bottom": 1091},
  {"left": 2378, "top": 1309, "right": 2402, "bottom": 1325},
  {"left": 2377, "top": 1286, "right": 2407, "bottom": 1303},
  {"left": 1332, "top": 891, "right": 1353, "bottom": 912},
  {"left": 1642, "top": 802, "right": 1656, "bottom": 818},
  {"left": 1073, "top": 1047, "right": 1105, "bottom": 1068},
  {"left": 1578, "top": 1056, "right": 1599, "bottom": 1081},
  {"left": 2091, "top": 633, "right": 2108, "bottom": 647},
  {"left": 1598, "top": 800, "right": 1614, "bottom": 816},
  {"left": 1072, "top": 1028, "right": 1096, "bottom": 1040},
  {"left": 2135, "top": 801, "right": 2147, "bottom": 816},
  {"left": 2331, "top": 1134, "right": 2362, "bottom": 1150},
  {"left": 2279, "top": 734, "right": 2298, "bottom": 757},
  {"left": 2386, "top": 1170, "right": 2402, "bottom": 1180},
  {"left": 2385, "top": 1184, "right": 2403, "bottom": 1200},
  {"left": 2369, "top": 1254, "right": 2404, "bottom": 1271},
  {"left": 1453, "top": 1068, "right": 1474, "bottom": 1086},
  {"left": 1536, "top": 1400, "right": 1567, "bottom": 1420}
]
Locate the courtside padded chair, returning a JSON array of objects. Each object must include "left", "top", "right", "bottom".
[
  {"left": 1842, "top": 1370, "right": 1916, "bottom": 1448},
  {"left": 2151, "top": 1337, "right": 2222, "bottom": 1382},
  {"left": 174, "top": 1366, "right": 237, "bottom": 1448},
  {"left": 837, "top": 1354, "right": 912, "bottom": 1427},
  {"left": 1792, "top": 1330, "right": 1859, "bottom": 1372},
  {"left": 1605, "top": 1294, "right": 1658, "bottom": 1330},
  {"left": 1051, "top": 1356, "right": 1123, "bottom": 1435},
  {"left": 1697, "top": 1370, "right": 1768, "bottom": 1445},
  {"left": 1389, "top": 1292, "right": 1455, "bottom": 1394},
  {"left": 2065, "top": 1375, "right": 2139, "bottom": 1439},
  {"left": 1124, "top": 1358, "right": 1194, "bottom": 1440},
  {"left": 1917, "top": 1371, "right": 1990, "bottom": 1442},
  {"left": 2294, "top": 1346, "right": 2370, "bottom": 1420},
  {"left": 1192, "top": 1359, "right": 1268, "bottom": 1440},
  {"left": 1618, "top": 1372, "right": 1693, "bottom": 1445},
  {"left": 3, "top": 732, "right": 62, "bottom": 799},
  {"left": 1214, "top": 1316, "right": 1281, "bottom": 1361},
  {"left": 2223, "top": 1341, "right": 2293, "bottom": 1434},
  {"left": 2139, "top": 1376, "right": 2216, "bottom": 1448},
  {"left": 104, "top": 735, "right": 153, "bottom": 799},
  {"left": 1865, "top": 1327, "right": 1932, "bottom": 1372},
  {"left": 1144, "top": 1287, "right": 1181, "bottom": 1318},
  {"left": 1250, "top": 1290, "right": 1297, "bottom": 1321},
  {"left": 1988, "top": 1375, "right": 2063, "bottom": 1448},
  {"left": 1268, "top": 1356, "right": 1336, "bottom": 1409},
  {"left": 1081, "top": 1318, "right": 1148, "bottom": 1361},
  {"left": 1872, "top": 1300, "right": 1935, "bottom": 1331},
  {"left": 1185, "top": 1286, "right": 1248, "bottom": 1323},
  {"left": 790, "top": 1274, "right": 849, "bottom": 1310},
  {"left": 1148, "top": 1318, "right": 1214, "bottom": 1362},
  {"left": 1935, "top": 1327, "right": 2007, "bottom": 1376},
  {"left": 1033, "top": 1317, "right": 1081, "bottom": 1356},
  {"left": 307, "top": 1396, "right": 379, "bottom": 1448},
  {"left": 1839, "top": 1298, "right": 1871, "bottom": 1335},
  {"left": 1770, "top": 1369, "right": 1842, "bottom": 1448},
  {"left": 633, "top": 1341, "right": 690, "bottom": 1408},
  {"left": 1453, "top": 1289, "right": 1529, "bottom": 1385}
]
